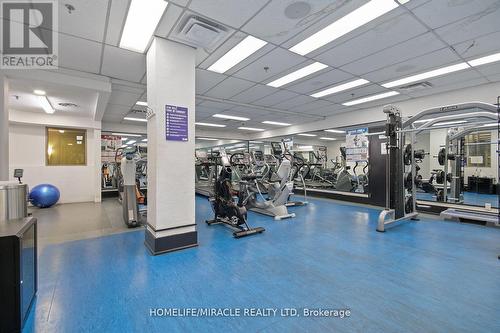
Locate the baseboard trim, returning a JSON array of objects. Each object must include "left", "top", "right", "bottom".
[{"left": 145, "top": 229, "right": 198, "bottom": 255}]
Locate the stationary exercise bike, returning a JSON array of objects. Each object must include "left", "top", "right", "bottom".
[{"left": 206, "top": 149, "right": 265, "bottom": 238}]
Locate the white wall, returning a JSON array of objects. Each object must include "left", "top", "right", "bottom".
[{"left": 8, "top": 122, "right": 100, "bottom": 204}]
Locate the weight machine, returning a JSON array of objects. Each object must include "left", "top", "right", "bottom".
[{"left": 377, "top": 102, "right": 498, "bottom": 232}]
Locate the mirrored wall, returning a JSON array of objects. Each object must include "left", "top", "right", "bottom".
[
  {"left": 194, "top": 125, "right": 384, "bottom": 201},
  {"left": 411, "top": 126, "right": 499, "bottom": 209}
]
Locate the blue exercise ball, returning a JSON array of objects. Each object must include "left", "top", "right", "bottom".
[{"left": 29, "top": 184, "right": 60, "bottom": 208}]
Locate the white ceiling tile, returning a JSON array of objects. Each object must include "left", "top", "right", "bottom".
[
  {"left": 340, "top": 33, "right": 447, "bottom": 76},
  {"left": 108, "top": 90, "right": 141, "bottom": 107},
  {"left": 58, "top": 0, "right": 108, "bottom": 42},
  {"left": 112, "top": 83, "right": 145, "bottom": 95},
  {"left": 230, "top": 84, "right": 277, "bottom": 104},
  {"left": 280, "top": 0, "right": 374, "bottom": 50},
  {"left": 204, "top": 77, "right": 255, "bottom": 99},
  {"left": 474, "top": 62, "right": 500, "bottom": 77},
  {"left": 188, "top": 0, "right": 268, "bottom": 29},
  {"left": 233, "top": 47, "right": 306, "bottom": 83},
  {"left": 156, "top": 3, "right": 184, "bottom": 37},
  {"left": 341, "top": 93, "right": 410, "bottom": 111},
  {"left": 313, "top": 13, "right": 428, "bottom": 68},
  {"left": 287, "top": 6, "right": 410, "bottom": 59},
  {"left": 241, "top": 0, "right": 340, "bottom": 45},
  {"left": 485, "top": 73, "right": 500, "bottom": 82},
  {"left": 251, "top": 90, "right": 300, "bottom": 107},
  {"left": 453, "top": 31, "right": 500, "bottom": 59},
  {"left": 105, "top": 104, "right": 131, "bottom": 116},
  {"left": 102, "top": 114, "right": 125, "bottom": 123},
  {"left": 196, "top": 69, "right": 228, "bottom": 94},
  {"left": 105, "top": 0, "right": 130, "bottom": 46},
  {"left": 406, "top": 72, "right": 488, "bottom": 98},
  {"left": 169, "top": 0, "right": 189, "bottom": 6},
  {"left": 411, "top": 0, "right": 499, "bottom": 29},
  {"left": 363, "top": 48, "right": 463, "bottom": 84},
  {"left": 58, "top": 34, "right": 102, "bottom": 74},
  {"left": 289, "top": 99, "right": 332, "bottom": 112},
  {"left": 399, "top": 0, "right": 431, "bottom": 10},
  {"left": 287, "top": 69, "right": 354, "bottom": 94},
  {"left": 272, "top": 94, "right": 317, "bottom": 110},
  {"left": 323, "top": 84, "right": 388, "bottom": 103},
  {"left": 312, "top": 105, "right": 349, "bottom": 117},
  {"left": 434, "top": 2, "right": 500, "bottom": 45},
  {"left": 198, "top": 100, "right": 234, "bottom": 111},
  {"left": 199, "top": 31, "right": 274, "bottom": 72},
  {"left": 101, "top": 45, "right": 146, "bottom": 82}
]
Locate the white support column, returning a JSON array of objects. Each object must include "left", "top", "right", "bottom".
[
  {"left": 145, "top": 37, "right": 197, "bottom": 255},
  {"left": 0, "top": 75, "right": 9, "bottom": 181}
]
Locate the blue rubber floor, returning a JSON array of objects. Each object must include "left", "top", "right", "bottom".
[
  {"left": 24, "top": 196, "right": 500, "bottom": 333},
  {"left": 416, "top": 191, "right": 499, "bottom": 208}
]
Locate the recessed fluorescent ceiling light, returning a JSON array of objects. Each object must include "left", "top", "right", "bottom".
[
  {"left": 136, "top": 101, "right": 148, "bottom": 106},
  {"left": 482, "top": 123, "right": 499, "bottom": 127},
  {"left": 297, "top": 133, "right": 317, "bottom": 137},
  {"left": 468, "top": 52, "right": 500, "bottom": 67},
  {"left": 207, "top": 35, "right": 267, "bottom": 73},
  {"left": 267, "top": 62, "right": 328, "bottom": 88},
  {"left": 142, "top": 138, "right": 148, "bottom": 142},
  {"left": 382, "top": 63, "right": 470, "bottom": 88},
  {"left": 112, "top": 132, "right": 142, "bottom": 137},
  {"left": 124, "top": 117, "right": 147, "bottom": 122},
  {"left": 298, "top": 145, "right": 313, "bottom": 150},
  {"left": 289, "top": 0, "right": 399, "bottom": 55},
  {"left": 197, "top": 137, "right": 219, "bottom": 141},
  {"left": 126, "top": 140, "right": 137, "bottom": 145},
  {"left": 320, "top": 137, "right": 337, "bottom": 141},
  {"left": 311, "top": 79, "right": 369, "bottom": 98},
  {"left": 213, "top": 114, "right": 250, "bottom": 121},
  {"left": 238, "top": 127, "right": 264, "bottom": 131},
  {"left": 432, "top": 120, "right": 467, "bottom": 127},
  {"left": 343, "top": 91, "right": 400, "bottom": 106},
  {"left": 39, "top": 95, "right": 54, "bottom": 114},
  {"left": 119, "top": 0, "right": 168, "bottom": 53},
  {"left": 262, "top": 121, "right": 292, "bottom": 126},
  {"left": 195, "top": 122, "right": 227, "bottom": 128},
  {"left": 33, "top": 89, "right": 46, "bottom": 95},
  {"left": 324, "top": 129, "right": 346, "bottom": 133}
]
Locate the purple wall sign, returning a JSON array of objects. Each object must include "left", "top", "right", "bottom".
[{"left": 165, "top": 105, "right": 188, "bottom": 142}]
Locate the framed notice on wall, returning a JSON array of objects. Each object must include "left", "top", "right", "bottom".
[
  {"left": 165, "top": 105, "right": 188, "bottom": 141},
  {"left": 346, "top": 128, "right": 369, "bottom": 162}
]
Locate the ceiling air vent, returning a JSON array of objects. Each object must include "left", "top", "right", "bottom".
[
  {"left": 397, "top": 81, "right": 433, "bottom": 92},
  {"left": 170, "top": 15, "right": 230, "bottom": 51}
]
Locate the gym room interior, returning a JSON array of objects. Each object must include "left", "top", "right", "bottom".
[{"left": 0, "top": 0, "right": 499, "bottom": 332}]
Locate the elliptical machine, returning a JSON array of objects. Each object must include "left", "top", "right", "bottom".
[
  {"left": 206, "top": 149, "right": 265, "bottom": 238},
  {"left": 233, "top": 150, "right": 296, "bottom": 220},
  {"left": 335, "top": 147, "right": 355, "bottom": 192}
]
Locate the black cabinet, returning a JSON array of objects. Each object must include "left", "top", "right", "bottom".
[
  {"left": 467, "top": 176, "right": 495, "bottom": 194},
  {"left": 0, "top": 217, "right": 37, "bottom": 333}
]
